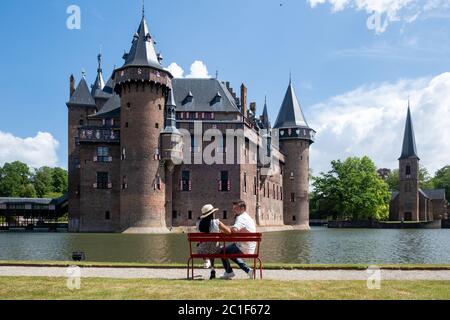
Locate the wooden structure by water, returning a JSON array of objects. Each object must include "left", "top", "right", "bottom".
[{"left": 0, "top": 194, "right": 68, "bottom": 232}]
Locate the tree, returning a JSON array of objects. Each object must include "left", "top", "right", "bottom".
[
  {"left": 20, "top": 184, "right": 37, "bottom": 198},
  {"left": 0, "top": 161, "right": 32, "bottom": 197},
  {"left": 312, "top": 156, "right": 391, "bottom": 221},
  {"left": 33, "top": 167, "right": 53, "bottom": 198},
  {"left": 385, "top": 169, "right": 399, "bottom": 191},
  {"left": 433, "top": 165, "right": 450, "bottom": 201},
  {"left": 51, "top": 167, "right": 68, "bottom": 194}
]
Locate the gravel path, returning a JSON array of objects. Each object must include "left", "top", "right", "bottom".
[{"left": 1, "top": 266, "right": 450, "bottom": 281}]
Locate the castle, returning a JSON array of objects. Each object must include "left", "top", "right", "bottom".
[
  {"left": 389, "top": 105, "right": 448, "bottom": 222},
  {"left": 67, "top": 9, "right": 315, "bottom": 233}
]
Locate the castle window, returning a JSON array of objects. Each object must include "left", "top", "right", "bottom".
[
  {"left": 155, "top": 123, "right": 159, "bottom": 129},
  {"left": 127, "top": 103, "right": 131, "bottom": 109},
  {"left": 105, "top": 211, "right": 111, "bottom": 220},
  {"left": 155, "top": 175, "right": 162, "bottom": 190},
  {"left": 181, "top": 171, "right": 192, "bottom": 192},
  {"left": 293, "top": 216, "right": 296, "bottom": 222},
  {"left": 219, "top": 171, "right": 230, "bottom": 192},
  {"left": 291, "top": 193, "right": 295, "bottom": 202},
  {"left": 263, "top": 183, "right": 266, "bottom": 197},
  {"left": 79, "top": 119, "right": 84, "bottom": 126},
  {"left": 122, "top": 148, "right": 126, "bottom": 160},
  {"left": 243, "top": 173, "right": 247, "bottom": 193},
  {"left": 96, "top": 172, "right": 109, "bottom": 189},
  {"left": 254, "top": 177, "right": 257, "bottom": 196},
  {"left": 223, "top": 210, "right": 228, "bottom": 220},
  {"left": 188, "top": 211, "right": 193, "bottom": 220},
  {"left": 406, "top": 165, "right": 411, "bottom": 177},
  {"left": 172, "top": 211, "right": 177, "bottom": 219},
  {"left": 158, "top": 104, "right": 162, "bottom": 111},
  {"left": 122, "top": 176, "right": 128, "bottom": 190},
  {"left": 96, "top": 147, "right": 111, "bottom": 162},
  {"left": 273, "top": 184, "right": 276, "bottom": 199},
  {"left": 125, "top": 122, "right": 129, "bottom": 128},
  {"left": 280, "top": 187, "right": 283, "bottom": 201},
  {"left": 290, "top": 172, "right": 294, "bottom": 180}
]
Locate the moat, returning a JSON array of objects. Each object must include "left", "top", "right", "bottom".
[{"left": 1, "top": 227, "right": 450, "bottom": 264}]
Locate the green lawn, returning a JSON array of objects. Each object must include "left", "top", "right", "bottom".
[
  {"left": 2, "top": 260, "right": 450, "bottom": 270},
  {"left": 0, "top": 277, "right": 449, "bottom": 300}
]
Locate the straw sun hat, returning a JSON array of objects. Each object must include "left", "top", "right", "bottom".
[{"left": 200, "top": 204, "right": 219, "bottom": 219}]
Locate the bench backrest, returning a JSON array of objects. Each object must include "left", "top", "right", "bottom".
[{"left": 187, "top": 233, "right": 262, "bottom": 256}]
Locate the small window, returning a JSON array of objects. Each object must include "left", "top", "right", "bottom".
[
  {"left": 406, "top": 165, "right": 411, "bottom": 176},
  {"left": 122, "top": 148, "right": 126, "bottom": 160},
  {"left": 172, "top": 211, "right": 177, "bottom": 219},
  {"left": 181, "top": 171, "right": 191, "bottom": 192},
  {"left": 253, "top": 177, "right": 257, "bottom": 196},
  {"left": 105, "top": 211, "right": 111, "bottom": 220},
  {"left": 125, "top": 122, "right": 129, "bottom": 128},
  {"left": 243, "top": 173, "right": 247, "bottom": 193},
  {"left": 122, "top": 176, "right": 128, "bottom": 190},
  {"left": 96, "top": 172, "right": 109, "bottom": 189},
  {"left": 97, "top": 147, "right": 110, "bottom": 162},
  {"left": 219, "top": 171, "right": 230, "bottom": 192},
  {"left": 293, "top": 216, "right": 296, "bottom": 221},
  {"left": 291, "top": 193, "right": 295, "bottom": 202},
  {"left": 188, "top": 211, "right": 193, "bottom": 220},
  {"left": 127, "top": 103, "right": 131, "bottom": 109},
  {"left": 223, "top": 210, "right": 228, "bottom": 220},
  {"left": 158, "top": 104, "right": 162, "bottom": 111},
  {"left": 155, "top": 123, "right": 159, "bottom": 129},
  {"left": 79, "top": 119, "right": 84, "bottom": 126},
  {"left": 290, "top": 172, "right": 294, "bottom": 180}
]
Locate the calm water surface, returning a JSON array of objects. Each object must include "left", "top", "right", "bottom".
[{"left": 1, "top": 227, "right": 450, "bottom": 264}]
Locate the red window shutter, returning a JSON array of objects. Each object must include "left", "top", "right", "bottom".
[
  {"left": 211, "top": 113, "right": 215, "bottom": 119},
  {"left": 227, "top": 180, "right": 231, "bottom": 191},
  {"left": 108, "top": 156, "right": 113, "bottom": 162},
  {"left": 189, "top": 180, "right": 192, "bottom": 191},
  {"left": 108, "top": 183, "right": 112, "bottom": 189},
  {"left": 218, "top": 180, "right": 222, "bottom": 191},
  {"left": 93, "top": 183, "right": 97, "bottom": 189},
  {"left": 180, "top": 180, "right": 183, "bottom": 190},
  {"left": 93, "top": 156, "right": 98, "bottom": 162}
]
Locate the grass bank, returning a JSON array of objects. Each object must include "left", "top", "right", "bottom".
[
  {"left": 2, "top": 260, "right": 450, "bottom": 270},
  {"left": 0, "top": 277, "right": 449, "bottom": 300}
]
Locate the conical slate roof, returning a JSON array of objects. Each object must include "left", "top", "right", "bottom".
[
  {"left": 91, "top": 54, "right": 106, "bottom": 98},
  {"left": 122, "top": 14, "right": 163, "bottom": 70},
  {"left": 261, "top": 97, "right": 271, "bottom": 129},
  {"left": 274, "top": 82, "right": 309, "bottom": 129},
  {"left": 399, "top": 106, "right": 419, "bottom": 160},
  {"left": 68, "top": 77, "right": 96, "bottom": 106}
]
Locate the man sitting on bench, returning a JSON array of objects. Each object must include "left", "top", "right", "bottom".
[{"left": 218, "top": 200, "right": 256, "bottom": 280}]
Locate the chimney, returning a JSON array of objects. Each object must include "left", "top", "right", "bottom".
[
  {"left": 240, "top": 83, "right": 247, "bottom": 117},
  {"left": 250, "top": 102, "right": 257, "bottom": 114},
  {"left": 70, "top": 74, "right": 75, "bottom": 97}
]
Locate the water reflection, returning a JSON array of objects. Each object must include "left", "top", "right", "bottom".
[{"left": 1, "top": 227, "right": 450, "bottom": 264}]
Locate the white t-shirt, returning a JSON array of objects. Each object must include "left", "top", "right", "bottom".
[{"left": 233, "top": 212, "right": 256, "bottom": 254}]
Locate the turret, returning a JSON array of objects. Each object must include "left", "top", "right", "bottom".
[
  {"left": 161, "top": 89, "right": 183, "bottom": 165},
  {"left": 113, "top": 8, "right": 173, "bottom": 232},
  {"left": 274, "top": 79, "right": 315, "bottom": 230},
  {"left": 398, "top": 103, "right": 420, "bottom": 221},
  {"left": 91, "top": 53, "right": 109, "bottom": 109},
  {"left": 66, "top": 73, "right": 98, "bottom": 232}
]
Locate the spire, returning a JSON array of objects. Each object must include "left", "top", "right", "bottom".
[
  {"left": 274, "top": 80, "right": 309, "bottom": 129},
  {"left": 122, "top": 8, "right": 163, "bottom": 70},
  {"left": 142, "top": 0, "right": 145, "bottom": 18},
  {"left": 91, "top": 52, "right": 106, "bottom": 97},
  {"left": 163, "top": 90, "right": 180, "bottom": 134},
  {"left": 399, "top": 104, "right": 419, "bottom": 160},
  {"left": 261, "top": 96, "right": 271, "bottom": 129}
]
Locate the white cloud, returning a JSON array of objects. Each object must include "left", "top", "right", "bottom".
[
  {"left": 186, "top": 60, "right": 211, "bottom": 79},
  {"left": 0, "top": 131, "right": 59, "bottom": 168},
  {"left": 307, "top": 0, "right": 450, "bottom": 33},
  {"left": 309, "top": 72, "right": 450, "bottom": 176},
  {"left": 166, "top": 62, "right": 184, "bottom": 78},
  {"left": 166, "top": 61, "right": 212, "bottom": 79}
]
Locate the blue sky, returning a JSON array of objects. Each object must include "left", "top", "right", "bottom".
[{"left": 1, "top": 0, "right": 450, "bottom": 174}]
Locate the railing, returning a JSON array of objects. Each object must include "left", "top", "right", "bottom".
[{"left": 78, "top": 128, "right": 119, "bottom": 143}]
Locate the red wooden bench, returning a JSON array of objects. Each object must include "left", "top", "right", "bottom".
[{"left": 187, "top": 233, "right": 263, "bottom": 280}]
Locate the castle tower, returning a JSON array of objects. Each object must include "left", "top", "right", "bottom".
[
  {"left": 274, "top": 80, "right": 315, "bottom": 230},
  {"left": 398, "top": 104, "right": 420, "bottom": 222},
  {"left": 66, "top": 74, "right": 98, "bottom": 232},
  {"left": 113, "top": 9, "right": 173, "bottom": 232}
]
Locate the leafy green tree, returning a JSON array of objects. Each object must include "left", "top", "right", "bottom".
[
  {"left": 385, "top": 169, "right": 399, "bottom": 191},
  {"left": 0, "top": 161, "right": 32, "bottom": 197},
  {"left": 51, "top": 167, "right": 68, "bottom": 194},
  {"left": 33, "top": 167, "right": 53, "bottom": 198},
  {"left": 312, "top": 156, "right": 391, "bottom": 221},
  {"left": 433, "top": 166, "right": 450, "bottom": 201},
  {"left": 20, "top": 184, "right": 37, "bottom": 198}
]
